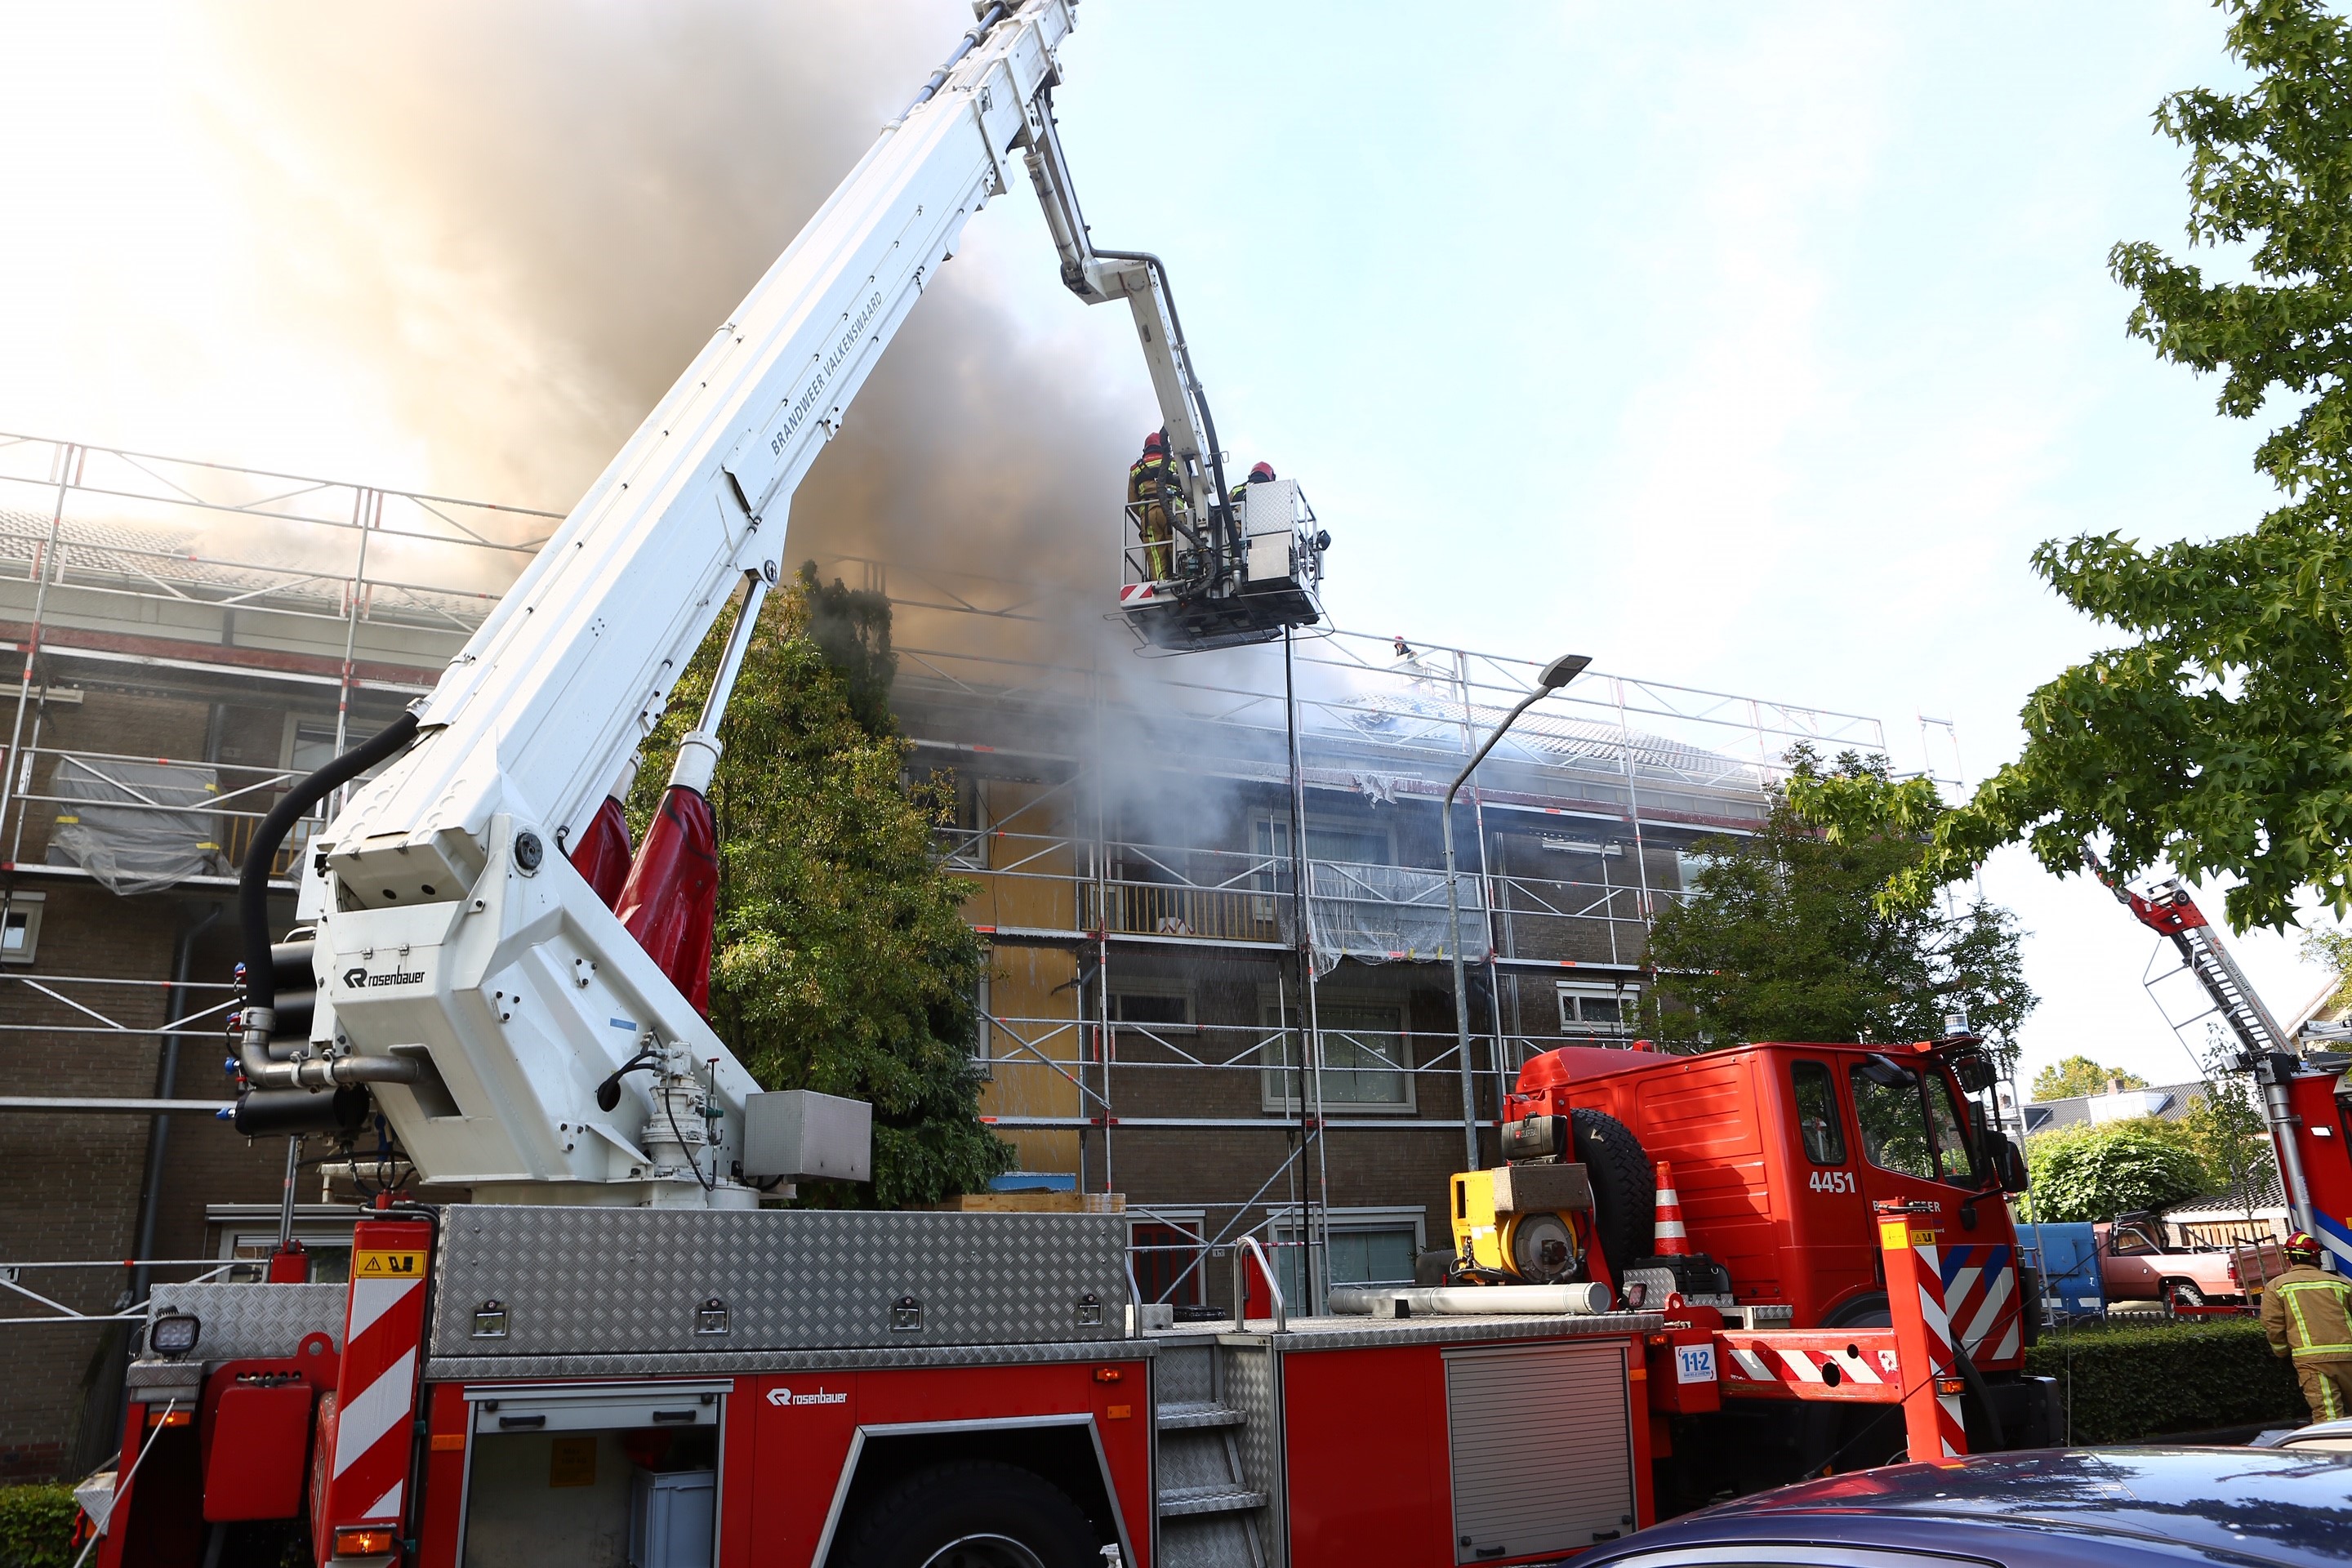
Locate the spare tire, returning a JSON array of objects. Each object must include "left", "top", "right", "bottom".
[{"left": 1570, "top": 1107, "right": 1655, "bottom": 1278}]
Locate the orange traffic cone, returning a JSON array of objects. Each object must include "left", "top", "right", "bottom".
[{"left": 1652, "top": 1160, "right": 1691, "bottom": 1257}]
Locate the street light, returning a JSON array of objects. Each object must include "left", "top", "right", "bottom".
[{"left": 1446, "top": 653, "right": 1590, "bottom": 1172}]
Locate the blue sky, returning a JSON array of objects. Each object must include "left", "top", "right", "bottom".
[{"left": 0, "top": 1, "right": 2328, "bottom": 1091}]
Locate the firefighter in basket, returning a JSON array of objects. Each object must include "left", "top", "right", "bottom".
[
  {"left": 1128, "top": 429, "right": 1180, "bottom": 581},
  {"left": 2260, "top": 1231, "right": 2352, "bottom": 1421}
]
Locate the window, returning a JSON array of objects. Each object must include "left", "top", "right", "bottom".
[
  {"left": 1558, "top": 983, "right": 1638, "bottom": 1039},
  {"left": 1848, "top": 1058, "right": 1937, "bottom": 1181},
  {"left": 1922, "top": 1072, "right": 1979, "bottom": 1185},
  {"left": 1261, "top": 1000, "right": 1413, "bottom": 1111},
  {"left": 1112, "top": 988, "right": 1193, "bottom": 1029},
  {"left": 1790, "top": 1060, "right": 1846, "bottom": 1165},
  {"left": 1, "top": 891, "right": 42, "bottom": 965},
  {"left": 1674, "top": 850, "right": 1724, "bottom": 892},
  {"left": 2110, "top": 1224, "right": 2160, "bottom": 1257},
  {"left": 943, "top": 774, "right": 989, "bottom": 870},
  {"left": 1129, "top": 1214, "right": 1207, "bottom": 1306},
  {"left": 287, "top": 719, "right": 342, "bottom": 777},
  {"left": 1268, "top": 1205, "right": 1425, "bottom": 1300}
]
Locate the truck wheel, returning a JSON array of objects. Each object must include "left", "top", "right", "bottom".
[
  {"left": 835, "top": 1460, "right": 1099, "bottom": 1568},
  {"left": 2163, "top": 1280, "right": 2205, "bottom": 1309},
  {"left": 1571, "top": 1107, "right": 1655, "bottom": 1279}
]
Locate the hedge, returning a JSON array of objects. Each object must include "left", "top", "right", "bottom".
[
  {"left": 0, "top": 1485, "right": 78, "bottom": 1568},
  {"left": 2025, "top": 1316, "right": 2305, "bottom": 1443}
]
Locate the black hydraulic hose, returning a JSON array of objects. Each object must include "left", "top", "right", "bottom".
[
  {"left": 900, "top": 2, "right": 1009, "bottom": 119},
  {"left": 239, "top": 710, "right": 420, "bottom": 1029},
  {"left": 1951, "top": 1339, "right": 2007, "bottom": 1450}
]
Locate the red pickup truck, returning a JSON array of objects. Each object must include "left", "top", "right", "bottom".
[{"left": 2096, "top": 1215, "right": 2246, "bottom": 1307}]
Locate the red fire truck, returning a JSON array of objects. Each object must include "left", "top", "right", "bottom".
[
  {"left": 101, "top": 1207, "right": 1675, "bottom": 1566},
  {"left": 1494, "top": 1035, "right": 2053, "bottom": 1502}
]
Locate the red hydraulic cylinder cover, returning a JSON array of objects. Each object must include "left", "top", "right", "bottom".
[
  {"left": 204, "top": 1383, "right": 314, "bottom": 1521},
  {"left": 569, "top": 792, "right": 635, "bottom": 909},
  {"left": 615, "top": 782, "right": 719, "bottom": 1016}
]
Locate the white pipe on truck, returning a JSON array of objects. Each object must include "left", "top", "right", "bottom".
[{"left": 1328, "top": 1283, "right": 1612, "bottom": 1317}]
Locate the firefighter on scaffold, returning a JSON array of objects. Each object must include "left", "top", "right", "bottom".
[
  {"left": 1128, "top": 429, "right": 1180, "bottom": 581},
  {"left": 2261, "top": 1231, "right": 2352, "bottom": 1421}
]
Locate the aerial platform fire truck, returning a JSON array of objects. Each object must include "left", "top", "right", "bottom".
[{"left": 83, "top": 5, "right": 1996, "bottom": 1563}]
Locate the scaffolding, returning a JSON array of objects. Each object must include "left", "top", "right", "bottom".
[
  {"left": 0, "top": 434, "right": 555, "bottom": 894},
  {"left": 808, "top": 550, "right": 1888, "bottom": 1311},
  {"left": 0, "top": 436, "right": 1895, "bottom": 1319}
]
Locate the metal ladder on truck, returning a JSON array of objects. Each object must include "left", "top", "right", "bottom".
[{"left": 2082, "top": 846, "right": 2319, "bottom": 1238}]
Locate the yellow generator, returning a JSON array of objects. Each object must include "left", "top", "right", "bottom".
[{"left": 1449, "top": 1161, "right": 1594, "bottom": 1284}]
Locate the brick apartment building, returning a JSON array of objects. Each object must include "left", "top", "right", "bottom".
[
  {"left": 0, "top": 437, "right": 542, "bottom": 1479},
  {"left": 0, "top": 437, "right": 1882, "bottom": 1478}
]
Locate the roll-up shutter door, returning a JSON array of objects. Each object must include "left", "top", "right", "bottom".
[{"left": 1443, "top": 1340, "right": 1634, "bottom": 1563}]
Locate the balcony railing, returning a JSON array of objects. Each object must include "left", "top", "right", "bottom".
[{"left": 939, "top": 825, "right": 1672, "bottom": 967}]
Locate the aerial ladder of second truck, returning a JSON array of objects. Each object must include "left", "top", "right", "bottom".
[{"left": 2083, "top": 846, "right": 2352, "bottom": 1273}]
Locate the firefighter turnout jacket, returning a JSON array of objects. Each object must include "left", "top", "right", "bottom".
[{"left": 2261, "top": 1263, "right": 2352, "bottom": 1421}]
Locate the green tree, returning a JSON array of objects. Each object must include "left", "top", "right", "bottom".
[
  {"left": 635, "top": 564, "right": 1012, "bottom": 1207},
  {"left": 1839, "top": 1, "right": 2352, "bottom": 932},
  {"left": 1646, "top": 747, "right": 2037, "bottom": 1060},
  {"left": 2301, "top": 926, "right": 2352, "bottom": 1013},
  {"left": 2021, "top": 1119, "right": 2212, "bottom": 1223},
  {"left": 2181, "top": 1042, "right": 2278, "bottom": 1218},
  {"left": 2029, "top": 1056, "right": 2148, "bottom": 1102}
]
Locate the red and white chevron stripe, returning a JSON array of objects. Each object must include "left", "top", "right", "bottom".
[
  {"left": 1940, "top": 1243, "right": 2020, "bottom": 1364},
  {"left": 320, "top": 1217, "right": 431, "bottom": 1539},
  {"left": 1908, "top": 1241, "right": 1967, "bottom": 1458}
]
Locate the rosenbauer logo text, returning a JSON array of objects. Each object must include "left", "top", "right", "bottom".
[
  {"left": 766, "top": 1386, "right": 847, "bottom": 1407},
  {"left": 342, "top": 966, "right": 426, "bottom": 989}
]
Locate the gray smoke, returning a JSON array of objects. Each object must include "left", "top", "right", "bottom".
[{"left": 203, "top": 0, "right": 1148, "bottom": 617}]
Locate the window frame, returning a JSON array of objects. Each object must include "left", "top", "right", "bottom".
[
  {"left": 1264, "top": 1204, "right": 1428, "bottom": 1298},
  {"left": 1258, "top": 991, "right": 1416, "bottom": 1115},
  {"left": 1788, "top": 1058, "right": 1848, "bottom": 1167},
  {"left": 1, "top": 889, "right": 42, "bottom": 966},
  {"left": 1556, "top": 982, "right": 1640, "bottom": 1040}
]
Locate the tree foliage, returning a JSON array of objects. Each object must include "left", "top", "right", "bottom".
[
  {"left": 634, "top": 564, "right": 1011, "bottom": 1207},
  {"left": 2300, "top": 924, "right": 2352, "bottom": 1011},
  {"left": 2020, "top": 1118, "right": 2212, "bottom": 1223},
  {"left": 1646, "top": 747, "right": 2037, "bottom": 1060},
  {"left": 2182, "top": 1043, "right": 2278, "bottom": 1217},
  {"left": 2030, "top": 1055, "right": 2149, "bottom": 1101},
  {"left": 1865, "top": 0, "right": 2352, "bottom": 932}
]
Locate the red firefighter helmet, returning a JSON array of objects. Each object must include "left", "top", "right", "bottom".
[
  {"left": 1248, "top": 461, "right": 1276, "bottom": 482},
  {"left": 2285, "top": 1230, "right": 2323, "bottom": 1265},
  {"left": 1142, "top": 430, "right": 1166, "bottom": 453}
]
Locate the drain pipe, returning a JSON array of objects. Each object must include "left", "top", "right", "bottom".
[
  {"left": 129, "top": 902, "right": 222, "bottom": 1306},
  {"left": 237, "top": 711, "right": 424, "bottom": 1091}
]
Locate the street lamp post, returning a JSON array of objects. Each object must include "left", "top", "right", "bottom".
[{"left": 1446, "top": 653, "right": 1591, "bottom": 1172}]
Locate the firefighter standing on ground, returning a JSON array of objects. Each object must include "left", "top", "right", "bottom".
[
  {"left": 1129, "top": 430, "right": 1181, "bottom": 581},
  {"left": 2261, "top": 1231, "right": 2352, "bottom": 1421}
]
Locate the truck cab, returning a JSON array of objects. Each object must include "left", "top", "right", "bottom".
[{"left": 1507, "top": 1038, "right": 2033, "bottom": 1370}]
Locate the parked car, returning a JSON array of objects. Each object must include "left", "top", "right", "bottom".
[
  {"left": 1579, "top": 1446, "right": 2352, "bottom": 1567},
  {"left": 2097, "top": 1214, "right": 2245, "bottom": 1307},
  {"left": 2255, "top": 1416, "right": 2352, "bottom": 1454}
]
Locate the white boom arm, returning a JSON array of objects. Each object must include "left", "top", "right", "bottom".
[
  {"left": 299, "top": 0, "right": 1080, "bottom": 1205},
  {"left": 1020, "top": 91, "right": 1231, "bottom": 520}
]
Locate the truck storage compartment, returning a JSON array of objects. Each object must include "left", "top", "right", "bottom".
[{"left": 459, "top": 1382, "right": 723, "bottom": 1567}]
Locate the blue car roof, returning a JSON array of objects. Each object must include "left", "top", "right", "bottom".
[{"left": 1586, "top": 1447, "right": 2352, "bottom": 1567}]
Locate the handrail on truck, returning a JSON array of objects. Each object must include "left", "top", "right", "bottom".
[{"left": 1234, "top": 1235, "right": 1287, "bottom": 1332}]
